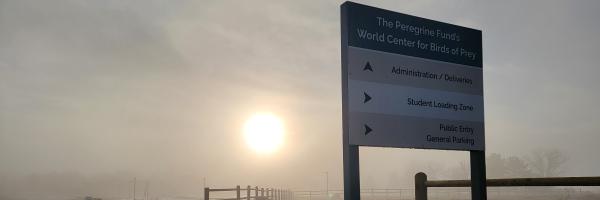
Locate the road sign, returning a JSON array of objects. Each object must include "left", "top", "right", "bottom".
[
  {"left": 342, "top": 2, "right": 483, "bottom": 151},
  {"left": 341, "top": 2, "right": 487, "bottom": 200}
]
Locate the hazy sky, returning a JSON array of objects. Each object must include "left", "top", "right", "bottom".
[{"left": 1, "top": 0, "right": 600, "bottom": 197}]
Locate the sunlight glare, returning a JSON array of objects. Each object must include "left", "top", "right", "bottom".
[{"left": 243, "top": 113, "right": 284, "bottom": 154}]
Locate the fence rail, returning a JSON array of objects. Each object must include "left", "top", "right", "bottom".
[
  {"left": 426, "top": 176, "right": 600, "bottom": 187},
  {"left": 205, "top": 185, "right": 293, "bottom": 200},
  {"left": 414, "top": 172, "right": 600, "bottom": 200}
]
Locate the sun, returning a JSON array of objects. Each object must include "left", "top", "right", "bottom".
[{"left": 243, "top": 113, "right": 284, "bottom": 154}]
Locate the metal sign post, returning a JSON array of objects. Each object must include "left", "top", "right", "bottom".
[
  {"left": 470, "top": 151, "right": 487, "bottom": 200},
  {"left": 341, "top": 1, "right": 485, "bottom": 200}
]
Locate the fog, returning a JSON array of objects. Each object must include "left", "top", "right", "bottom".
[{"left": 1, "top": 0, "right": 600, "bottom": 199}]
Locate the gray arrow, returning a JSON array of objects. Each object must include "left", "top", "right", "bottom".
[
  {"left": 363, "top": 62, "right": 373, "bottom": 72},
  {"left": 363, "top": 92, "right": 372, "bottom": 103},
  {"left": 364, "top": 124, "right": 372, "bottom": 135}
]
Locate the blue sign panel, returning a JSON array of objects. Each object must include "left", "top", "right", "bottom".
[{"left": 341, "top": 1, "right": 484, "bottom": 151}]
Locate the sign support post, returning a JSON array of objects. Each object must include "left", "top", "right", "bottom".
[
  {"left": 341, "top": 3, "right": 361, "bottom": 200},
  {"left": 470, "top": 151, "right": 487, "bottom": 200},
  {"left": 343, "top": 145, "right": 360, "bottom": 200}
]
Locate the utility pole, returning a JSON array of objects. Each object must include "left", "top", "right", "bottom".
[
  {"left": 144, "top": 181, "right": 149, "bottom": 200},
  {"left": 324, "top": 172, "right": 329, "bottom": 196},
  {"left": 133, "top": 177, "right": 137, "bottom": 200}
]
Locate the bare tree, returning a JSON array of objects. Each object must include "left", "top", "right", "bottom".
[
  {"left": 486, "top": 153, "right": 533, "bottom": 178},
  {"left": 527, "top": 148, "right": 568, "bottom": 177},
  {"left": 504, "top": 156, "right": 533, "bottom": 177},
  {"left": 486, "top": 153, "right": 507, "bottom": 178}
]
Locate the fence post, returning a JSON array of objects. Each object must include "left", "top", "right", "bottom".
[
  {"left": 398, "top": 189, "right": 402, "bottom": 200},
  {"left": 415, "top": 172, "right": 427, "bottom": 200},
  {"left": 247, "top": 186, "right": 251, "bottom": 200},
  {"left": 204, "top": 187, "right": 210, "bottom": 200},
  {"left": 261, "top": 188, "right": 264, "bottom": 198},
  {"left": 237, "top": 185, "right": 241, "bottom": 200},
  {"left": 384, "top": 189, "right": 387, "bottom": 200},
  {"left": 255, "top": 186, "right": 259, "bottom": 199}
]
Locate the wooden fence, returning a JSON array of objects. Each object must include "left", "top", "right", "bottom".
[
  {"left": 414, "top": 172, "right": 600, "bottom": 200},
  {"left": 205, "top": 186, "right": 293, "bottom": 200}
]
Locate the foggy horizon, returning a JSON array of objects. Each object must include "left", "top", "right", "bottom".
[{"left": 1, "top": 0, "right": 600, "bottom": 200}]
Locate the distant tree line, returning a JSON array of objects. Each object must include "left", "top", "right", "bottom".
[
  {"left": 443, "top": 148, "right": 569, "bottom": 179},
  {"left": 487, "top": 148, "right": 568, "bottom": 178}
]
